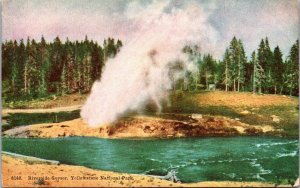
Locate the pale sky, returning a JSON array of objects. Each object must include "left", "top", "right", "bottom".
[{"left": 2, "top": 0, "right": 299, "bottom": 59}]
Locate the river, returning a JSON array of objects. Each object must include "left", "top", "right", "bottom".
[{"left": 2, "top": 136, "right": 298, "bottom": 184}]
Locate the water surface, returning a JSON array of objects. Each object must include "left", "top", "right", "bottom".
[
  {"left": 2, "top": 110, "right": 80, "bottom": 131},
  {"left": 2, "top": 136, "right": 298, "bottom": 183}
]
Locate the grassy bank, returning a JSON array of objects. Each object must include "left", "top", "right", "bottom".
[
  {"left": 2, "top": 93, "right": 87, "bottom": 109},
  {"left": 161, "top": 91, "right": 298, "bottom": 136}
]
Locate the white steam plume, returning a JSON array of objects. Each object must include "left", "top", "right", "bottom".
[{"left": 81, "top": 1, "right": 218, "bottom": 127}]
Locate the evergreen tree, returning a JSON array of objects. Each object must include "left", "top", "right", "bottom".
[
  {"left": 228, "top": 37, "right": 246, "bottom": 91},
  {"left": 200, "top": 54, "right": 217, "bottom": 89},
  {"left": 82, "top": 53, "right": 92, "bottom": 92},
  {"left": 103, "top": 38, "right": 119, "bottom": 61},
  {"left": 91, "top": 43, "right": 103, "bottom": 81},
  {"left": 49, "top": 36, "right": 63, "bottom": 93},
  {"left": 272, "top": 46, "right": 284, "bottom": 94},
  {"left": 229, "top": 37, "right": 239, "bottom": 91},
  {"left": 221, "top": 48, "right": 231, "bottom": 91},
  {"left": 257, "top": 39, "right": 267, "bottom": 92},
  {"left": 238, "top": 39, "right": 247, "bottom": 91},
  {"left": 16, "top": 39, "right": 26, "bottom": 95},
  {"left": 62, "top": 39, "right": 76, "bottom": 94},
  {"left": 2, "top": 40, "right": 20, "bottom": 96},
  {"left": 2, "top": 41, "right": 10, "bottom": 82},
  {"left": 284, "top": 40, "right": 299, "bottom": 96},
  {"left": 251, "top": 51, "right": 264, "bottom": 94},
  {"left": 10, "top": 40, "right": 19, "bottom": 95},
  {"left": 27, "top": 39, "right": 39, "bottom": 96},
  {"left": 244, "top": 60, "right": 253, "bottom": 92},
  {"left": 60, "top": 62, "right": 67, "bottom": 95},
  {"left": 257, "top": 37, "right": 274, "bottom": 93},
  {"left": 36, "top": 36, "right": 50, "bottom": 96},
  {"left": 264, "top": 37, "right": 274, "bottom": 93},
  {"left": 67, "top": 43, "right": 76, "bottom": 93}
]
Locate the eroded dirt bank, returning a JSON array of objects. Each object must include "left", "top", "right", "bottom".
[
  {"left": 2, "top": 154, "right": 282, "bottom": 187},
  {"left": 3, "top": 114, "right": 278, "bottom": 138}
]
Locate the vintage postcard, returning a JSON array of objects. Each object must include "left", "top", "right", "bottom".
[{"left": 1, "top": 0, "right": 299, "bottom": 187}]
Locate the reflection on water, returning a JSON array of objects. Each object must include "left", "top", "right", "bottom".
[{"left": 2, "top": 110, "right": 80, "bottom": 131}]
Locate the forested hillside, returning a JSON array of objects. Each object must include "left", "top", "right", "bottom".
[
  {"left": 2, "top": 36, "right": 122, "bottom": 101},
  {"left": 2, "top": 36, "right": 298, "bottom": 103}
]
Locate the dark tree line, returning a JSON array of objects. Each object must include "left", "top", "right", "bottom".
[
  {"left": 183, "top": 37, "right": 299, "bottom": 96},
  {"left": 2, "top": 36, "right": 122, "bottom": 100},
  {"left": 2, "top": 35, "right": 299, "bottom": 102}
]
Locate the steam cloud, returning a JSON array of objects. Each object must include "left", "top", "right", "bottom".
[{"left": 81, "top": 1, "right": 218, "bottom": 127}]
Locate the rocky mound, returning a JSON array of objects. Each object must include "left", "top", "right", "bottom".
[{"left": 2, "top": 114, "right": 278, "bottom": 138}]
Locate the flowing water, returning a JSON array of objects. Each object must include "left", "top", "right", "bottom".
[{"left": 2, "top": 136, "right": 298, "bottom": 183}]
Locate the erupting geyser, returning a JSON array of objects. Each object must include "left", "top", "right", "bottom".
[{"left": 81, "top": 1, "right": 218, "bottom": 127}]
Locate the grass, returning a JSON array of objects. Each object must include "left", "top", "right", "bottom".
[
  {"left": 161, "top": 91, "right": 298, "bottom": 137},
  {"left": 2, "top": 93, "right": 87, "bottom": 109}
]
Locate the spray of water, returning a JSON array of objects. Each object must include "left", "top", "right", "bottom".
[{"left": 81, "top": 1, "right": 218, "bottom": 127}]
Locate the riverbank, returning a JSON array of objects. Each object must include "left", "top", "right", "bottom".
[
  {"left": 2, "top": 115, "right": 278, "bottom": 138},
  {"left": 3, "top": 91, "right": 297, "bottom": 109},
  {"left": 2, "top": 154, "right": 283, "bottom": 187}
]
